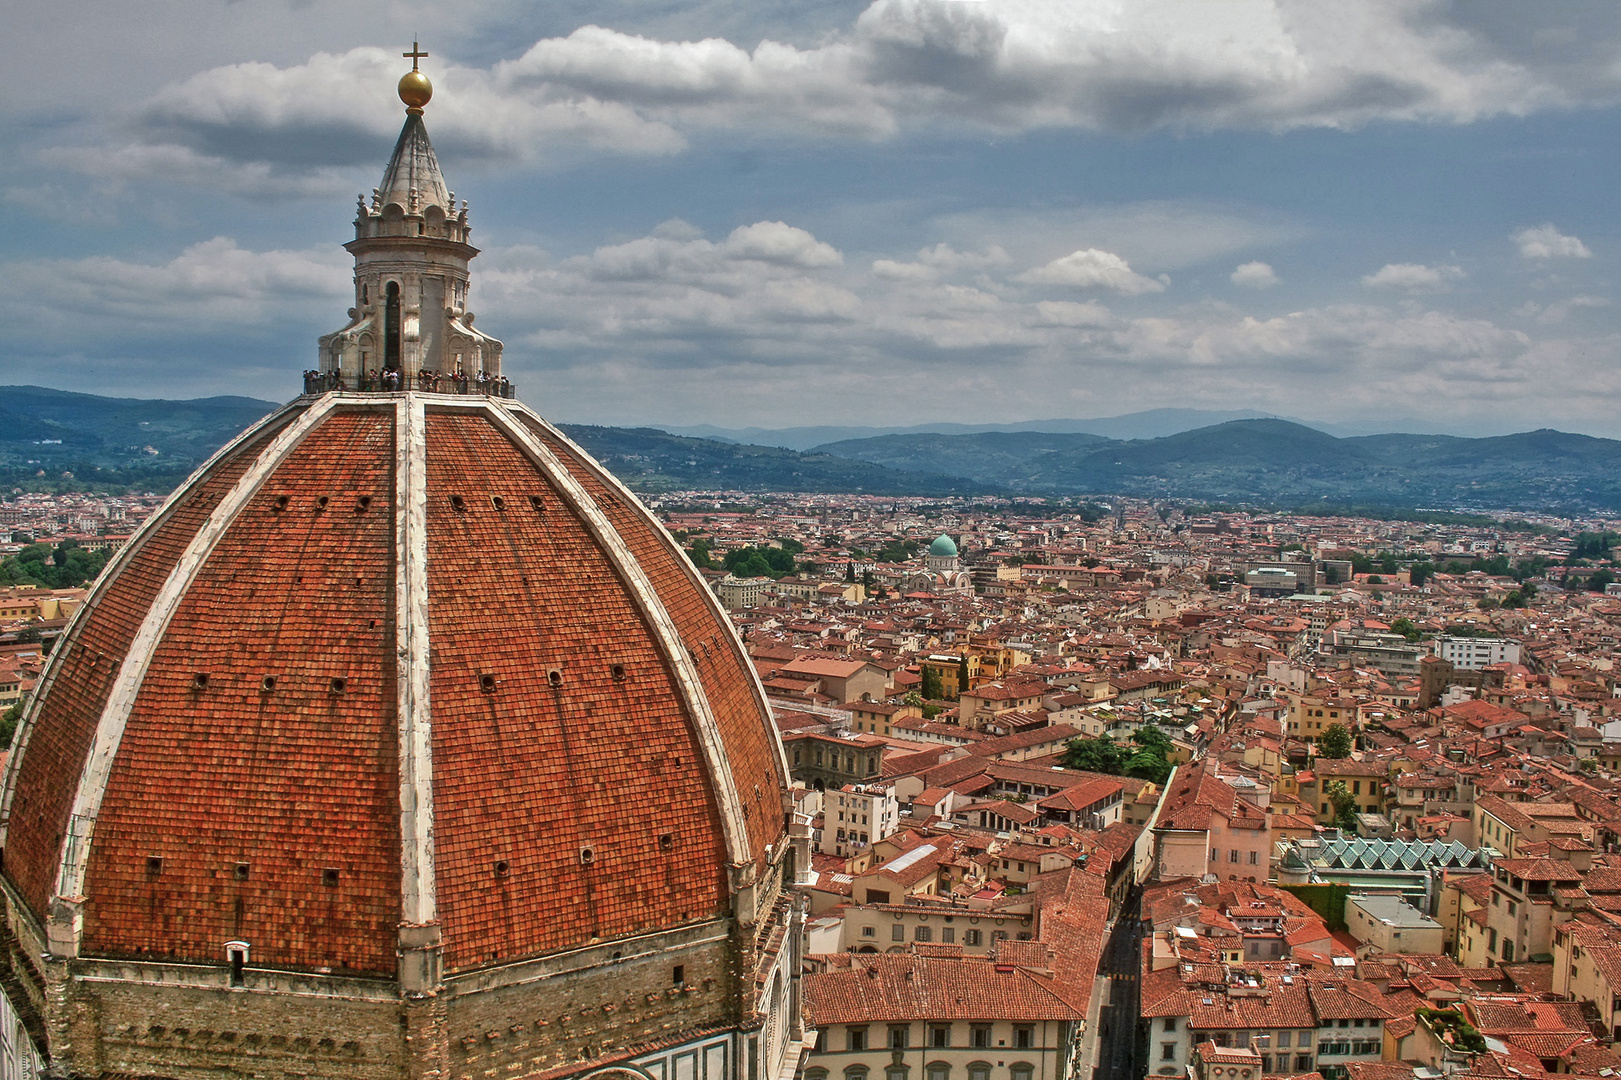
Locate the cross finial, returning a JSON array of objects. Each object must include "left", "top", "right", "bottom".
[{"left": 404, "top": 40, "right": 428, "bottom": 71}]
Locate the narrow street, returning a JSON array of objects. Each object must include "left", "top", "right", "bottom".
[{"left": 1091, "top": 887, "right": 1143, "bottom": 1080}]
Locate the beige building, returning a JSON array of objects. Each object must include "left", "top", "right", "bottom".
[
  {"left": 848, "top": 700, "right": 922, "bottom": 736},
  {"left": 716, "top": 573, "right": 770, "bottom": 609},
  {"left": 1344, "top": 894, "right": 1445, "bottom": 955},
  {"left": 779, "top": 656, "right": 892, "bottom": 705},
  {"left": 1553, "top": 919, "right": 1621, "bottom": 1047},
  {"left": 1456, "top": 856, "right": 1586, "bottom": 967},
  {"left": 840, "top": 905, "right": 1036, "bottom": 955},
  {"left": 804, "top": 953, "right": 1082, "bottom": 1080},
  {"left": 1472, "top": 795, "right": 1592, "bottom": 857},
  {"left": 957, "top": 680, "right": 1047, "bottom": 729}
]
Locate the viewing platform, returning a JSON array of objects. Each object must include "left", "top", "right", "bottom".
[{"left": 303, "top": 369, "right": 516, "bottom": 398}]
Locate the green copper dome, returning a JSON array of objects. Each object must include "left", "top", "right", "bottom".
[{"left": 929, "top": 534, "right": 958, "bottom": 557}]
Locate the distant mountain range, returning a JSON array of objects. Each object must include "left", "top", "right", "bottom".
[
  {"left": 4, "top": 386, "right": 1621, "bottom": 511},
  {"left": 815, "top": 419, "right": 1621, "bottom": 510},
  {"left": 0, "top": 385, "right": 287, "bottom": 493},
  {"left": 552, "top": 425, "right": 985, "bottom": 496},
  {"left": 661, "top": 408, "right": 1286, "bottom": 449},
  {"left": 657, "top": 407, "right": 1487, "bottom": 449}
]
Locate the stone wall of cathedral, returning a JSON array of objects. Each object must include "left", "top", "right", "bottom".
[{"left": 0, "top": 910, "right": 750, "bottom": 1080}]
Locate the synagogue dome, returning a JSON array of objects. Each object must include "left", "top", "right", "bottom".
[{"left": 928, "top": 533, "right": 958, "bottom": 558}]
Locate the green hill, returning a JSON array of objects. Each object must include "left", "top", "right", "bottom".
[
  {"left": 9, "top": 386, "right": 1621, "bottom": 511},
  {"left": 812, "top": 430, "right": 1110, "bottom": 482},
  {"left": 555, "top": 425, "right": 990, "bottom": 495}
]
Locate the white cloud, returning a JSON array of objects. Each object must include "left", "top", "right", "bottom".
[
  {"left": 0, "top": 237, "right": 348, "bottom": 336},
  {"left": 1519, "top": 295, "right": 1611, "bottom": 324},
  {"left": 871, "top": 258, "right": 938, "bottom": 281},
  {"left": 36, "top": 3, "right": 1621, "bottom": 193},
  {"left": 1513, "top": 224, "right": 1592, "bottom": 259},
  {"left": 15, "top": 214, "right": 1621, "bottom": 435},
  {"left": 1032, "top": 300, "right": 1113, "bottom": 328},
  {"left": 1017, "top": 249, "right": 1166, "bottom": 295},
  {"left": 721, "top": 221, "right": 843, "bottom": 267},
  {"left": 914, "top": 243, "right": 1012, "bottom": 272},
  {"left": 871, "top": 242, "right": 1010, "bottom": 281},
  {"left": 1361, "top": 262, "right": 1465, "bottom": 293},
  {"left": 1230, "top": 261, "right": 1279, "bottom": 289}
]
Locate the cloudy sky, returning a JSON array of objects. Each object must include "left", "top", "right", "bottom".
[{"left": 7, "top": 1, "right": 1621, "bottom": 437}]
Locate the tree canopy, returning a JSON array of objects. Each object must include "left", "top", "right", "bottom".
[
  {"left": 1060, "top": 728, "right": 1175, "bottom": 785},
  {"left": 1317, "top": 723, "right": 1353, "bottom": 759},
  {"left": 1388, "top": 617, "right": 1421, "bottom": 642},
  {"left": 1325, "top": 780, "right": 1360, "bottom": 830},
  {"left": 1, "top": 540, "right": 110, "bottom": 589},
  {"left": 721, "top": 545, "right": 797, "bottom": 579}
]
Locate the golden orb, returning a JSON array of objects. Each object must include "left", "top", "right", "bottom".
[{"left": 399, "top": 69, "right": 433, "bottom": 110}]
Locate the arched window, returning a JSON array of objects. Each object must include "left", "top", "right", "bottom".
[
  {"left": 806, "top": 1071, "right": 829, "bottom": 1080},
  {"left": 384, "top": 281, "right": 402, "bottom": 370},
  {"left": 885, "top": 1068, "right": 908, "bottom": 1080},
  {"left": 927, "top": 1063, "right": 951, "bottom": 1080},
  {"left": 1010, "top": 1064, "right": 1034, "bottom": 1080},
  {"left": 845, "top": 1068, "right": 869, "bottom": 1080},
  {"left": 967, "top": 1062, "right": 991, "bottom": 1080}
]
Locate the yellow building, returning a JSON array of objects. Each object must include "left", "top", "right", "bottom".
[{"left": 1553, "top": 921, "right": 1621, "bottom": 1048}]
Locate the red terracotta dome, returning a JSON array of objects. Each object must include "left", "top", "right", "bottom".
[
  {"left": 0, "top": 55, "right": 805, "bottom": 1080},
  {"left": 0, "top": 393, "right": 789, "bottom": 976}
]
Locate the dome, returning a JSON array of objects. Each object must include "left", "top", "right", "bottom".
[
  {"left": 929, "top": 533, "right": 958, "bottom": 557},
  {"left": 0, "top": 48, "right": 805, "bottom": 1080},
  {"left": 1, "top": 394, "right": 787, "bottom": 969}
]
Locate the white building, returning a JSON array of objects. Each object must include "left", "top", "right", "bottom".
[
  {"left": 1434, "top": 636, "right": 1521, "bottom": 669},
  {"left": 716, "top": 574, "right": 769, "bottom": 610},
  {"left": 820, "top": 784, "right": 900, "bottom": 857}
]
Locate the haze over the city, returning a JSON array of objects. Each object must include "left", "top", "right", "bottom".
[{"left": 7, "top": 1, "right": 1621, "bottom": 436}]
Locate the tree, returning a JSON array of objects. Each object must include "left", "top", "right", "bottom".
[
  {"left": 685, "top": 537, "right": 718, "bottom": 570},
  {"left": 1409, "top": 562, "right": 1436, "bottom": 588},
  {"left": 1133, "top": 727, "right": 1175, "bottom": 757},
  {"left": 723, "top": 545, "right": 796, "bottom": 579},
  {"left": 1367, "top": 575, "right": 1384, "bottom": 585},
  {"left": 0, "top": 540, "right": 110, "bottom": 589},
  {"left": 1124, "top": 747, "right": 1172, "bottom": 784},
  {"left": 1326, "top": 780, "right": 1359, "bottom": 831},
  {"left": 1389, "top": 617, "right": 1421, "bottom": 643},
  {"left": 1378, "top": 552, "right": 1399, "bottom": 575},
  {"left": 845, "top": 561, "right": 856, "bottom": 583},
  {"left": 919, "top": 665, "right": 944, "bottom": 702},
  {"left": 0, "top": 702, "right": 20, "bottom": 748},
  {"left": 1570, "top": 531, "right": 1621, "bottom": 563},
  {"left": 1060, "top": 737, "right": 1129, "bottom": 775},
  {"left": 1318, "top": 723, "right": 1353, "bottom": 759},
  {"left": 957, "top": 656, "right": 971, "bottom": 693},
  {"left": 1062, "top": 728, "right": 1174, "bottom": 783},
  {"left": 1589, "top": 570, "right": 1616, "bottom": 593},
  {"left": 1580, "top": 757, "right": 1599, "bottom": 773}
]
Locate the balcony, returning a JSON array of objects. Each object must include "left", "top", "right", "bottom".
[{"left": 303, "top": 370, "right": 516, "bottom": 398}]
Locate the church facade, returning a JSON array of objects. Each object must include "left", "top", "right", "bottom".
[{"left": 0, "top": 49, "right": 806, "bottom": 1080}]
